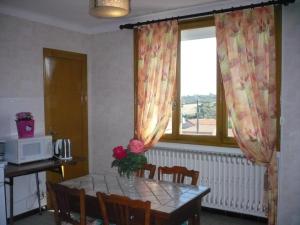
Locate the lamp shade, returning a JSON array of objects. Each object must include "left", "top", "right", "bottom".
[{"left": 89, "top": 0, "right": 130, "bottom": 18}]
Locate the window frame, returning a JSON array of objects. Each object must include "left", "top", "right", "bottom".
[
  {"left": 160, "top": 17, "right": 237, "bottom": 147},
  {"left": 134, "top": 10, "right": 281, "bottom": 149}
]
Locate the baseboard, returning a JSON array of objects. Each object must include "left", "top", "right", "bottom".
[
  {"left": 202, "top": 206, "right": 268, "bottom": 223},
  {"left": 7, "top": 205, "right": 267, "bottom": 223},
  {"left": 7, "top": 206, "right": 47, "bottom": 223}
]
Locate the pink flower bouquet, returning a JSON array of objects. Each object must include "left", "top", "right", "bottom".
[
  {"left": 111, "top": 139, "right": 147, "bottom": 177},
  {"left": 128, "top": 139, "right": 144, "bottom": 153},
  {"left": 113, "top": 146, "right": 127, "bottom": 160}
]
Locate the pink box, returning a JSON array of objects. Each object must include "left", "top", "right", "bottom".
[{"left": 16, "top": 120, "right": 34, "bottom": 138}]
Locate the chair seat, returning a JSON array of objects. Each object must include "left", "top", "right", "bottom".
[
  {"left": 64, "top": 212, "right": 115, "bottom": 225},
  {"left": 61, "top": 212, "right": 105, "bottom": 225}
]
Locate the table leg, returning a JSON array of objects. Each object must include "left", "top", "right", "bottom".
[
  {"left": 4, "top": 180, "right": 8, "bottom": 222},
  {"left": 59, "top": 165, "right": 64, "bottom": 181},
  {"left": 194, "top": 202, "right": 202, "bottom": 225},
  {"left": 9, "top": 177, "right": 13, "bottom": 225},
  {"left": 35, "top": 173, "right": 42, "bottom": 215}
]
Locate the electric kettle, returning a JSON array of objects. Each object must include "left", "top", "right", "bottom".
[{"left": 54, "top": 139, "right": 72, "bottom": 160}]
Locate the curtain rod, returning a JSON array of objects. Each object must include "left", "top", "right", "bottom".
[{"left": 120, "top": 0, "right": 294, "bottom": 29}]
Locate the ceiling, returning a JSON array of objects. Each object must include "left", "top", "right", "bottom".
[{"left": 0, "top": 0, "right": 260, "bottom": 33}]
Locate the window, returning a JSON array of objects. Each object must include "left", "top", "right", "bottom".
[
  {"left": 134, "top": 15, "right": 281, "bottom": 148},
  {"left": 163, "top": 17, "right": 236, "bottom": 147}
]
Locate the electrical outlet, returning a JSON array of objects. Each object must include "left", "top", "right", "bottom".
[
  {"left": 40, "top": 191, "right": 45, "bottom": 199},
  {"left": 36, "top": 191, "right": 45, "bottom": 199}
]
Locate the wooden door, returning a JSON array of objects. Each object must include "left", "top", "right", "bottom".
[{"left": 44, "top": 48, "right": 88, "bottom": 181}]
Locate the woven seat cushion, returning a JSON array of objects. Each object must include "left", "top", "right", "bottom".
[{"left": 60, "top": 212, "right": 104, "bottom": 225}]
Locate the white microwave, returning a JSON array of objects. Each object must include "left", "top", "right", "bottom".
[{"left": 4, "top": 136, "right": 53, "bottom": 164}]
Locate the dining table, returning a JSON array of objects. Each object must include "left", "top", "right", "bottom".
[{"left": 60, "top": 173, "right": 210, "bottom": 225}]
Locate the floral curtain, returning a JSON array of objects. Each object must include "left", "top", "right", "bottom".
[
  {"left": 215, "top": 6, "right": 278, "bottom": 225},
  {"left": 135, "top": 21, "right": 178, "bottom": 149}
]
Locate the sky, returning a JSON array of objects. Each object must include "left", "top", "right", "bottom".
[{"left": 180, "top": 37, "right": 217, "bottom": 96}]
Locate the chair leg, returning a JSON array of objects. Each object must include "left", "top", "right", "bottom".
[
  {"left": 188, "top": 217, "right": 194, "bottom": 225},
  {"left": 187, "top": 213, "right": 200, "bottom": 225},
  {"left": 54, "top": 213, "right": 60, "bottom": 225}
]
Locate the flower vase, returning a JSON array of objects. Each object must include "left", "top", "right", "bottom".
[
  {"left": 121, "top": 173, "right": 136, "bottom": 188},
  {"left": 128, "top": 173, "right": 136, "bottom": 186},
  {"left": 16, "top": 120, "right": 34, "bottom": 138}
]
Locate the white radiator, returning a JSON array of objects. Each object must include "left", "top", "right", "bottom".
[{"left": 145, "top": 146, "right": 267, "bottom": 218}]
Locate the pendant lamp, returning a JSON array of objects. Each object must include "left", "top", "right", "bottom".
[{"left": 89, "top": 0, "right": 130, "bottom": 18}]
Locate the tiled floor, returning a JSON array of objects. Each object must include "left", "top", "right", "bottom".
[
  {"left": 15, "top": 211, "right": 54, "bottom": 225},
  {"left": 15, "top": 210, "right": 267, "bottom": 225}
]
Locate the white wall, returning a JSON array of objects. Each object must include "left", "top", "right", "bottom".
[
  {"left": 278, "top": 2, "right": 300, "bottom": 225},
  {"left": 89, "top": 30, "right": 134, "bottom": 173},
  {"left": 0, "top": 13, "right": 90, "bottom": 137},
  {"left": 0, "top": 13, "right": 91, "bottom": 216}
]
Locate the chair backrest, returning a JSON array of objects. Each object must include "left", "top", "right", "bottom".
[
  {"left": 157, "top": 166, "right": 199, "bottom": 185},
  {"left": 47, "top": 182, "right": 86, "bottom": 225},
  {"left": 97, "top": 192, "right": 151, "bottom": 225},
  {"left": 135, "top": 163, "right": 156, "bottom": 179}
]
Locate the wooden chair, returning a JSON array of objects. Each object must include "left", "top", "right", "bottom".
[
  {"left": 135, "top": 163, "right": 156, "bottom": 179},
  {"left": 47, "top": 182, "right": 98, "bottom": 225},
  {"left": 157, "top": 166, "right": 199, "bottom": 185},
  {"left": 158, "top": 166, "right": 200, "bottom": 225},
  {"left": 97, "top": 192, "right": 151, "bottom": 225}
]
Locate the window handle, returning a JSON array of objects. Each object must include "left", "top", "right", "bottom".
[{"left": 172, "top": 101, "right": 177, "bottom": 110}]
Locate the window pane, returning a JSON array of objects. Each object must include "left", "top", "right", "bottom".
[{"left": 180, "top": 27, "right": 217, "bottom": 136}]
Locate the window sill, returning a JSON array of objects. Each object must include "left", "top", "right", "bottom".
[{"left": 154, "top": 141, "right": 243, "bottom": 155}]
